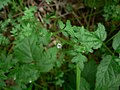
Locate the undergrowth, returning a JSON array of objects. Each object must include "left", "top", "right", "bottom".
[{"left": 0, "top": 0, "right": 120, "bottom": 90}]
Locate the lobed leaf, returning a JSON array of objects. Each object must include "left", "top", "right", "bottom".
[
  {"left": 58, "top": 20, "right": 65, "bottom": 29},
  {"left": 14, "top": 35, "right": 42, "bottom": 63},
  {"left": 71, "top": 53, "right": 87, "bottom": 71},
  {"left": 0, "top": 0, "right": 11, "bottom": 10},
  {"left": 112, "top": 31, "right": 120, "bottom": 53},
  {"left": 82, "top": 60, "right": 98, "bottom": 89},
  {"left": 77, "top": 23, "right": 107, "bottom": 52},
  {"left": 80, "top": 77, "right": 90, "bottom": 90},
  {"left": 95, "top": 55, "right": 120, "bottom": 90}
]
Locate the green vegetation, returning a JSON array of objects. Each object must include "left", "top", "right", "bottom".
[{"left": 0, "top": 0, "right": 120, "bottom": 90}]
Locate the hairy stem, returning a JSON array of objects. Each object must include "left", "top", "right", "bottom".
[
  {"left": 102, "top": 42, "right": 114, "bottom": 56},
  {"left": 76, "top": 63, "right": 81, "bottom": 90}
]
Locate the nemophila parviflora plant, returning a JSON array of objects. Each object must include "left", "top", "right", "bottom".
[{"left": 0, "top": 1, "right": 120, "bottom": 90}]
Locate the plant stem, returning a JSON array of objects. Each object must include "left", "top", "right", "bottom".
[
  {"left": 52, "top": 29, "right": 64, "bottom": 36},
  {"left": 52, "top": 34, "right": 74, "bottom": 46},
  {"left": 71, "top": 9, "right": 103, "bottom": 22},
  {"left": 105, "top": 30, "right": 119, "bottom": 44},
  {"left": 102, "top": 42, "right": 114, "bottom": 56},
  {"left": 87, "top": 8, "right": 94, "bottom": 29},
  {"left": 76, "top": 63, "right": 81, "bottom": 90},
  {"left": 33, "top": 82, "right": 44, "bottom": 88}
]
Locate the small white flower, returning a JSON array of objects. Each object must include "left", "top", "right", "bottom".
[
  {"left": 13, "top": 75, "right": 16, "bottom": 80},
  {"left": 82, "top": 50, "right": 85, "bottom": 53},
  {"left": 29, "top": 80, "right": 32, "bottom": 83},
  {"left": 13, "top": 77, "right": 16, "bottom": 80},
  {"left": 94, "top": 7, "right": 96, "bottom": 9},
  {"left": 57, "top": 43, "right": 62, "bottom": 49}
]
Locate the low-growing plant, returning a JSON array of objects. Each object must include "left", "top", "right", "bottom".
[{"left": 0, "top": 0, "right": 120, "bottom": 90}]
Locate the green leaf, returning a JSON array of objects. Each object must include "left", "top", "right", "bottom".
[
  {"left": 22, "top": 6, "right": 37, "bottom": 20},
  {"left": 0, "top": 80, "right": 6, "bottom": 88},
  {"left": 64, "top": 20, "right": 75, "bottom": 37},
  {"left": 58, "top": 20, "right": 65, "bottom": 29},
  {"left": 36, "top": 47, "right": 58, "bottom": 72},
  {"left": 94, "top": 23, "right": 107, "bottom": 41},
  {"left": 0, "top": 70, "right": 7, "bottom": 88},
  {"left": 77, "top": 23, "right": 107, "bottom": 52},
  {"left": 10, "top": 64, "right": 39, "bottom": 84},
  {"left": 0, "top": 34, "right": 10, "bottom": 45},
  {"left": 82, "top": 60, "right": 97, "bottom": 89},
  {"left": 112, "top": 31, "right": 120, "bottom": 53},
  {"left": 115, "top": 58, "right": 120, "bottom": 66},
  {"left": 62, "top": 31, "right": 69, "bottom": 38},
  {"left": 80, "top": 77, "right": 90, "bottom": 90},
  {"left": 0, "top": 0, "right": 11, "bottom": 10},
  {"left": 14, "top": 33, "right": 58, "bottom": 72},
  {"left": 71, "top": 53, "right": 87, "bottom": 71},
  {"left": 0, "top": 54, "right": 17, "bottom": 72},
  {"left": 14, "top": 35, "right": 43, "bottom": 63},
  {"left": 95, "top": 55, "right": 120, "bottom": 90},
  {"left": 39, "top": 28, "right": 51, "bottom": 45},
  {"left": 108, "top": 74, "right": 120, "bottom": 90}
]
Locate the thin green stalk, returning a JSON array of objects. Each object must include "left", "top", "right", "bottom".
[
  {"left": 52, "top": 34, "right": 74, "bottom": 46},
  {"left": 105, "top": 34, "right": 116, "bottom": 44},
  {"left": 106, "top": 30, "right": 119, "bottom": 44},
  {"left": 76, "top": 63, "right": 81, "bottom": 90},
  {"left": 52, "top": 29, "right": 64, "bottom": 36},
  {"left": 102, "top": 42, "right": 114, "bottom": 56},
  {"left": 33, "top": 82, "right": 44, "bottom": 88}
]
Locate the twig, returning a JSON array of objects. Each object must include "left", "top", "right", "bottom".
[
  {"left": 82, "top": 13, "right": 88, "bottom": 26},
  {"left": 72, "top": 11, "right": 83, "bottom": 26}
]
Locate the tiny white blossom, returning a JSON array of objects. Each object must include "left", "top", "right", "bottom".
[
  {"left": 13, "top": 77, "right": 16, "bottom": 80},
  {"left": 57, "top": 43, "right": 62, "bottom": 49},
  {"left": 94, "top": 7, "right": 96, "bottom": 9},
  {"left": 29, "top": 80, "right": 32, "bottom": 83},
  {"left": 82, "top": 50, "right": 85, "bottom": 53},
  {"left": 13, "top": 75, "right": 16, "bottom": 80}
]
